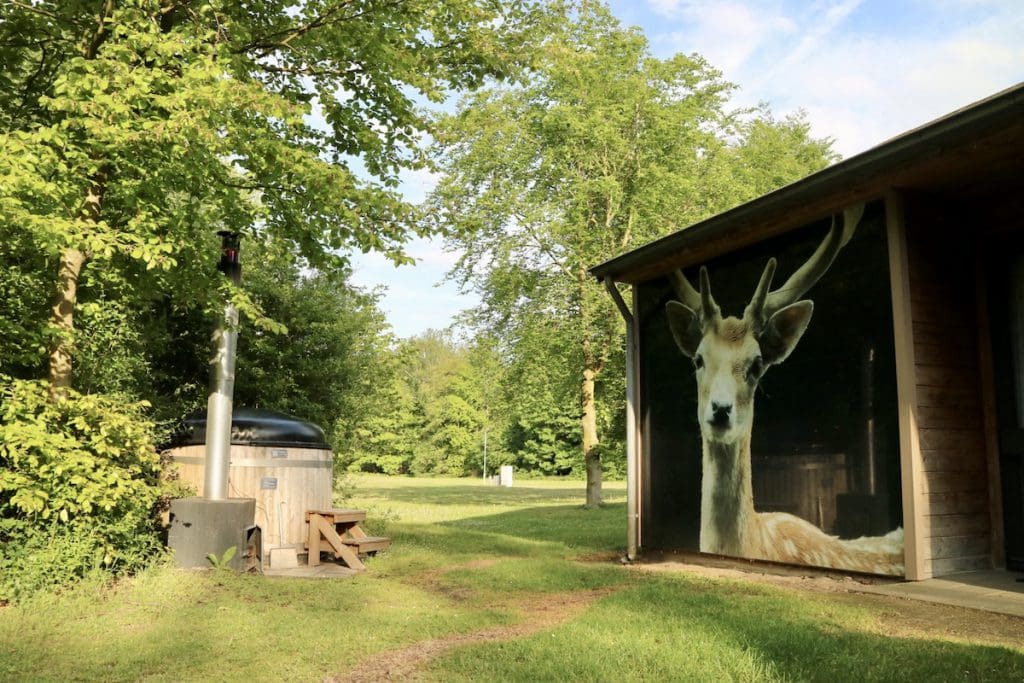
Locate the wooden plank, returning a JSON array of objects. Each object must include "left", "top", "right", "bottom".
[
  {"left": 907, "top": 295, "right": 976, "bottom": 324},
  {"left": 315, "top": 516, "right": 365, "bottom": 570},
  {"left": 914, "top": 365, "right": 981, "bottom": 388},
  {"left": 308, "top": 515, "right": 322, "bottom": 567},
  {"left": 915, "top": 384, "right": 981, "bottom": 408},
  {"left": 916, "top": 404, "right": 983, "bottom": 431},
  {"left": 305, "top": 509, "right": 366, "bottom": 524},
  {"left": 911, "top": 321, "right": 977, "bottom": 348},
  {"left": 913, "top": 342, "right": 978, "bottom": 370},
  {"left": 927, "top": 535, "right": 991, "bottom": 560},
  {"left": 924, "top": 513, "right": 991, "bottom": 538},
  {"left": 919, "top": 470, "right": 989, "bottom": 494},
  {"left": 343, "top": 536, "right": 391, "bottom": 554},
  {"left": 924, "top": 491, "right": 989, "bottom": 516},
  {"left": 919, "top": 449, "right": 988, "bottom": 473},
  {"left": 918, "top": 428, "right": 986, "bottom": 452},
  {"left": 887, "top": 191, "right": 926, "bottom": 580},
  {"left": 923, "top": 555, "right": 992, "bottom": 577}
]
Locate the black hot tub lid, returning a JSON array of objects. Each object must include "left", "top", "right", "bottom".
[{"left": 169, "top": 408, "right": 330, "bottom": 449}]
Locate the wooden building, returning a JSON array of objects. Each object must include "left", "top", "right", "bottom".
[{"left": 591, "top": 84, "right": 1024, "bottom": 580}]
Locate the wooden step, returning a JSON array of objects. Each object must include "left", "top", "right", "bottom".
[{"left": 343, "top": 536, "right": 391, "bottom": 555}]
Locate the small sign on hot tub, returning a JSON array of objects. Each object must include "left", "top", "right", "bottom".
[
  {"left": 260, "top": 477, "right": 278, "bottom": 490},
  {"left": 271, "top": 448, "right": 288, "bottom": 459}
]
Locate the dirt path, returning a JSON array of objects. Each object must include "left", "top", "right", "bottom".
[
  {"left": 328, "top": 555, "right": 1023, "bottom": 681},
  {"left": 326, "top": 561, "right": 615, "bottom": 683}
]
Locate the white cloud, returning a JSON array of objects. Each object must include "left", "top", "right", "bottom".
[
  {"left": 655, "top": 1, "right": 796, "bottom": 76},
  {"left": 396, "top": 166, "right": 442, "bottom": 204},
  {"left": 757, "top": 14, "right": 1024, "bottom": 155},
  {"left": 646, "top": 0, "right": 1024, "bottom": 156},
  {"left": 349, "top": 236, "right": 477, "bottom": 338}
]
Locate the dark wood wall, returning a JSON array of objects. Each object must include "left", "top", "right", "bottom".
[{"left": 904, "top": 196, "right": 993, "bottom": 576}]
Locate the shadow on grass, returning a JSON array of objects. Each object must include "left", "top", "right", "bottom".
[
  {"left": 354, "top": 481, "right": 622, "bottom": 508},
  {"left": 0, "top": 568, "right": 499, "bottom": 683},
  {"left": 382, "top": 502, "right": 628, "bottom": 562},
  {"left": 431, "top": 575, "right": 1024, "bottom": 682}
]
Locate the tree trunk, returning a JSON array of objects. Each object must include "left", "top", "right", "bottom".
[
  {"left": 48, "top": 160, "right": 105, "bottom": 398},
  {"left": 48, "top": 247, "right": 87, "bottom": 399},
  {"left": 582, "top": 364, "right": 602, "bottom": 508},
  {"left": 45, "top": 0, "right": 112, "bottom": 399}
]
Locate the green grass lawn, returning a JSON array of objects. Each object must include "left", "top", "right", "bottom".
[{"left": 1, "top": 475, "right": 1021, "bottom": 682}]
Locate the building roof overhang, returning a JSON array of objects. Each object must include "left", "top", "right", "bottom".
[{"left": 590, "top": 83, "right": 1024, "bottom": 285}]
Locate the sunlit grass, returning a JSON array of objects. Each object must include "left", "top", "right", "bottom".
[
  {"left": 1, "top": 474, "right": 1021, "bottom": 682},
  {"left": 429, "top": 574, "right": 1024, "bottom": 682}
]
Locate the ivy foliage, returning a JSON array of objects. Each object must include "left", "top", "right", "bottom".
[{"left": 0, "top": 376, "right": 169, "bottom": 600}]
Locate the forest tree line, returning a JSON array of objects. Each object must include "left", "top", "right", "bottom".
[{"left": 0, "top": 0, "right": 834, "bottom": 598}]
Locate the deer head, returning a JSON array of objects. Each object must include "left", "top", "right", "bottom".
[{"left": 666, "top": 205, "right": 864, "bottom": 446}]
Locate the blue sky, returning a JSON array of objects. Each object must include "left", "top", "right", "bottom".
[{"left": 350, "top": 0, "right": 1024, "bottom": 339}]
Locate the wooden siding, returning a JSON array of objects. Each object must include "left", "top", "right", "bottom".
[
  {"left": 904, "top": 197, "right": 992, "bottom": 577},
  {"left": 168, "top": 444, "right": 333, "bottom": 554}
]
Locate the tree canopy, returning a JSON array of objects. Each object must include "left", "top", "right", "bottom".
[
  {"left": 0, "top": 0, "right": 847, "bottom": 600},
  {"left": 0, "top": 0, "right": 532, "bottom": 599},
  {"left": 0, "top": 0, "right": 533, "bottom": 391},
  {"left": 427, "top": 1, "right": 838, "bottom": 505}
]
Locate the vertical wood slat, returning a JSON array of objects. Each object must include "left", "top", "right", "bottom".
[
  {"left": 974, "top": 251, "right": 1006, "bottom": 568},
  {"left": 886, "top": 191, "right": 927, "bottom": 580},
  {"left": 901, "top": 194, "right": 993, "bottom": 576},
  {"left": 168, "top": 445, "right": 333, "bottom": 554},
  {"left": 630, "top": 285, "right": 644, "bottom": 557}
]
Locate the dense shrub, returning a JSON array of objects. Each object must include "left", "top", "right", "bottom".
[{"left": 0, "top": 376, "right": 170, "bottom": 601}]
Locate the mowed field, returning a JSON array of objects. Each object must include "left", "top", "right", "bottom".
[{"left": 1, "top": 475, "right": 1022, "bottom": 682}]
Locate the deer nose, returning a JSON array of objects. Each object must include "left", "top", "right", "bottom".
[{"left": 709, "top": 402, "right": 732, "bottom": 428}]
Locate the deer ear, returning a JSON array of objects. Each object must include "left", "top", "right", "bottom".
[
  {"left": 760, "top": 301, "right": 814, "bottom": 366},
  {"left": 666, "top": 300, "right": 702, "bottom": 359}
]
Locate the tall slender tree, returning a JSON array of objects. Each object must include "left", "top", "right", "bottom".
[{"left": 428, "top": 1, "right": 837, "bottom": 505}]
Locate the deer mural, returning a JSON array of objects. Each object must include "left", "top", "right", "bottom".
[{"left": 666, "top": 204, "right": 904, "bottom": 575}]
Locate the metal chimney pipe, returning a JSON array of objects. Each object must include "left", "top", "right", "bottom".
[{"left": 204, "top": 231, "right": 241, "bottom": 500}]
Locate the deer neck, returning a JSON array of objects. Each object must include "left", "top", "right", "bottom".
[{"left": 700, "top": 432, "right": 757, "bottom": 556}]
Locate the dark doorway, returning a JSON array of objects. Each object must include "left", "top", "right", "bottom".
[{"left": 988, "top": 249, "right": 1024, "bottom": 571}]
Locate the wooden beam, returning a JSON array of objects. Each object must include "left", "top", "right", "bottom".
[
  {"left": 308, "top": 514, "right": 323, "bottom": 567},
  {"left": 886, "top": 190, "right": 928, "bottom": 580},
  {"left": 314, "top": 516, "right": 365, "bottom": 570}
]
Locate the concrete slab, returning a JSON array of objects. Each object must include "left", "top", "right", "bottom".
[
  {"left": 855, "top": 570, "right": 1024, "bottom": 617},
  {"left": 269, "top": 547, "right": 299, "bottom": 569},
  {"left": 637, "top": 551, "right": 1024, "bottom": 619},
  {"left": 262, "top": 560, "right": 360, "bottom": 579}
]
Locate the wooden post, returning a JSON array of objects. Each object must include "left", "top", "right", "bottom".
[{"left": 886, "top": 191, "right": 927, "bottom": 580}]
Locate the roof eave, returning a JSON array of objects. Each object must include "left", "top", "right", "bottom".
[{"left": 590, "top": 83, "right": 1024, "bottom": 284}]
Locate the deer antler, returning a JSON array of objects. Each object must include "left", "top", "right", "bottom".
[
  {"left": 670, "top": 267, "right": 720, "bottom": 326},
  {"left": 743, "top": 257, "right": 777, "bottom": 330},
  {"left": 671, "top": 203, "right": 864, "bottom": 328},
  {"left": 670, "top": 270, "right": 701, "bottom": 312},
  {"left": 755, "top": 203, "right": 865, "bottom": 323}
]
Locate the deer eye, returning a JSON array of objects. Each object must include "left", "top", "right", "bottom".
[
  {"left": 693, "top": 354, "right": 704, "bottom": 370},
  {"left": 747, "top": 356, "right": 763, "bottom": 381}
]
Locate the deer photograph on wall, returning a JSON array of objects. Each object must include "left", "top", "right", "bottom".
[{"left": 663, "top": 203, "right": 905, "bottom": 575}]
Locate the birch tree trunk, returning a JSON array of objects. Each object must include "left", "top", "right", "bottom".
[{"left": 581, "top": 362, "right": 602, "bottom": 508}]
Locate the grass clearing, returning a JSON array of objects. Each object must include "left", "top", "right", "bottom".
[{"left": 1, "top": 474, "right": 1022, "bottom": 682}]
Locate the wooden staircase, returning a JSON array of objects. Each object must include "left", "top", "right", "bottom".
[{"left": 305, "top": 509, "right": 391, "bottom": 570}]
